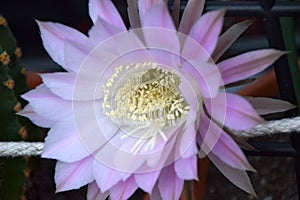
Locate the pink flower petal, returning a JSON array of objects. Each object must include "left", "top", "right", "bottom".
[
  {"left": 18, "top": 105, "right": 55, "bottom": 128},
  {"left": 182, "top": 60, "right": 222, "bottom": 99},
  {"left": 174, "top": 117, "right": 198, "bottom": 159},
  {"left": 205, "top": 93, "right": 264, "bottom": 130},
  {"left": 142, "top": 4, "right": 179, "bottom": 57},
  {"left": 37, "top": 21, "right": 87, "bottom": 71},
  {"left": 187, "top": 9, "right": 225, "bottom": 55},
  {"left": 150, "top": 184, "right": 162, "bottom": 199},
  {"left": 212, "top": 20, "right": 253, "bottom": 61},
  {"left": 89, "top": 0, "right": 126, "bottom": 30},
  {"left": 145, "top": 127, "right": 180, "bottom": 170},
  {"left": 127, "top": 0, "right": 141, "bottom": 29},
  {"left": 174, "top": 155, "right": 198, "bottom": 180},
  {"left": 218, "top": 49, "right": 286, "bottom": 85},
  {"left": 55, "top": 156, "right": 94, "bottom": 192},
  {"left": 110, "top": 176, "right": 138, "bottom": 200},
  {"left": 97, "top": 115, "right": 120, "bottom": 139},
  {"left": 158, "top": 164, "right": 184, "bottom": 200},
  {"left": 113, "top": 141, "right": 147, "bottom": 172},
  {"left": 245, "top": 97, "right": 296, "bottom": 115},
  {"left": 73, "top": 101, "right": 120, "bottom": 158},
  {"left": 41, "top": 72, "right": 102, "bottom": 101},
  {"left": 40, "top": 72, "right": 75, "bottom": 100},
  {"left": 87, "top": 181, "right": 109, "bottom": 200},
  {"left": 180, "top": 76, "right": 202, "bottom": 107},
  {"left": 134, "top": 170, "right": 160, "bottom": 193},
  {"left": 212, "top": 130, "right": 255, "bottom": 171},
  {"left": 197, "top": 109, "right": 222, "bottom": 156},
  {"left": 89, "top": 30, "right": 151, "bottom": 65},
  {"left": 42, "top": 116, "right": 90, "bottom": 162},
  {"left": 138, "top": 0, "right": 163, "bottom": 21},
  {"left": 198, "top": 108, "right": 254, "bottom": 171},
  {"left": 93, "top": 130, "right": 146, "bottom": 173},
  {"left": 109, "top": 31, "right": 149, "bottom": 60},
  {"left": 88, "top": 17, "right": 124, "bottom": 46},
  {"left": 147, "top": 49, "right": 180, "bottom": 69},
  {"left": 142, "top": 3, "right": 176, "bottom": 29},
  {"left": 209, "top": 153, "right": 257, "bottom": 197},
  {"left": 181, "top": 35, "right": 211, "bottom": 62},
  {"left": 180, "top": 138, "right": 198, "bottom": 159},
  {"left": 21, "top": 85, "right": 72, "bottom": 122},
  {"left": 179, "top": 0, "right": 205, "bottom": 35},
  {"left": 64, "top": 39, "right": 93, "bottom": 72},
  {"left": 93, "top": 159, "right": 127, "bottom": 193},
  {"left": 197, "top": 108, "right": 255, "bottom": 171}
]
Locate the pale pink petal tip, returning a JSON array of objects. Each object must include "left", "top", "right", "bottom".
[
  {"left": 89, "top": 0, "right": 126, "bottom": 30},
  {"left": 134, "top": 170, "right": 160, "bottom": 194},
  {"left": 206, "top": 93, "right": 264, "bottom": 130},
  {"left": 142, "top": 3, "right": 175, "bottom": 30},
  {"left": 179, "top": 0, "right": 205, "bottom": 34},
  {"left": 212, "top": 19, "right": 254, "bottom": 61},
  {"left": 219, "top": 49, "right": 286, "bottom": 85},
  {"left": 93, "top": 160, "right": 124, "bottom": 193},
  {"left": 158, "top": 165, "right": 184, "bottom": 200},
  {"left": 212, "top": 131, "right": 256, "bottom": 172},
  {"left": 209, "top": 153, "right": 257, "bottom": 197},
  {"left": 174, "top": 156, "right": 198, "bottom": 180},
  {"left": 42, "top": 117, "right": 90, "bottom": 163},
  {"left": 138, "top": 0, "right": 163, "bottom": 21},
  {"left": 245, "top": 97, "right": 296, "bottom": 115},
  {"left": 110, "top": 176, "right": 138, "bottom": 200},
  {"left": 55, "top": 156, "right": 94, "bottom": 193},
  {"left": 188, "top": 9, "right": 226, "bottom": 55},
  {"left": 36, "top": 20, "right": 87, "bottom": 71},
  {"left": 17, "top": 105, "right": 54, "bottom": 128},
  {"left": 87, "top": 182, "right": 109, "bottom": 200}
]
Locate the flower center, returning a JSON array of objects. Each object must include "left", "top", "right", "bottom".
[{"left": 102, "top": 62, "right": 190, "bottom": 154}]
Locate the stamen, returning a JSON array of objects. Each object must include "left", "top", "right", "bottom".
[
  {"left": 0, "top": 51, "right": 10, "bottom": 65},
  {"left": 103, "top": 62, "right": 190, "bottom": 153},
  {"left": 159, "top": 130, "right": 167, "bottom": 142}
]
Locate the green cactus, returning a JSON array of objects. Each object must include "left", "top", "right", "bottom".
[{"left": 0, "top": 16, "right": 41, "bottom": 199}]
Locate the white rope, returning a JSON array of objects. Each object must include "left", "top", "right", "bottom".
[
  {"left": 0, "top": 116, "right": 299, "bottom": 157},
  {"left": 235, "top": 116, "right": 300, "bottom": 138},
  {"left": 0, "top": 141, "right": 44, "bottom": 157}
]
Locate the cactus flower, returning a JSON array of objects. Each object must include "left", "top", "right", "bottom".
[{"left": 20, "top": 0, "right": 285, "bottom": 199}]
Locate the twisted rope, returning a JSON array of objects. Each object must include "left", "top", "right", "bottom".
[
  {"left": 0, "top": 116, "right": 299, "bottom": 157},
  {"left": 236, "top": 116, "right": 300, "bottom": 138},
  {"left": 0, "top": 141, "right": 44, "bottom": 157}
]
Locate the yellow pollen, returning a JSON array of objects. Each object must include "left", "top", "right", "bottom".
[
  {"left": 21, "top": 67, "right": 27, "bottom": 76},
  {"left": 0, "top": 17, "right": 7, "bottom": 26},
  {"left": 18, "top": 126, "right": 27, "bottom": 139},
  {"left": 102, "top": 62, "right": 190, "bottom": 153},
  {"left": 13, "top": 102, "right": 22, "bottom": 112},
  {"left": 0, "top": 51, "right": 10, "bottom": 65},
  {"left": 3, "top": 79, "right": 14, "bottom": 89},
  {"left": 15, "top": 47, "right": 22, "bottom": 59}
]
